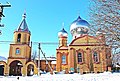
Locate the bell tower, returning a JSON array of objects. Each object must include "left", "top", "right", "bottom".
[
  {"left": 14, "top": 12, "right": 30, "bottom": 45},
  {"left": 7, "top": 12, "right": 31, "bottom": 75},
  {"left": 8, "top": 12, "right": 31, "bottom": 59}
]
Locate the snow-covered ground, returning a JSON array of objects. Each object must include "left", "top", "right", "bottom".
[{"left": 0, "top": 72, "right": 120, "bottom": 81}]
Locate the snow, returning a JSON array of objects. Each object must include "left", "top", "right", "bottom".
[
  {"left": 0, "top": 72, "right": 120, "bottom": 81},
  {"left": 0, "top": 56, "right": 7, "bottom": 61}
]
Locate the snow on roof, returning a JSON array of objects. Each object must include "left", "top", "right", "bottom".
[
  {"left": 35, "top": 56, "right": 56, "bottom": 61},
  {"left": 0, "top": 56, "right": 7, "bottom": 61},
  {"left": 51, "top": 61, "right": 56, "bottom": 64}
]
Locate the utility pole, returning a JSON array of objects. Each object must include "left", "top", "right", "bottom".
[
  {"left": 40, "top": 47, "right": 55, "bottom": 74},
  {"left": 42, "top": 52, "right": 55, "bottom": 75},
  {"left": 37, "top": 43, "right": 54, "bottom": 75},
  {"left": 0, "top": 2, "right": 11, "bottom": 34},
  {"left": 38, "top": 43, "right": 41, "bottom": 76}
]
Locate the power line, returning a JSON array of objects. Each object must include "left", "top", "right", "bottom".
[
  {"left": 0, "top": 40, "right": 119, "bottom": 47},
  {"left": 0, "top": 41, "right": 59, "bottom": 45}
]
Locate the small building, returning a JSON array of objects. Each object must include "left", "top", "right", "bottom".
[
  {"left": 56, "top": 16, "right": 112, "bottom": 74},
  {"left": 35, "top": 57, "right": 56, "bottom": 72}
]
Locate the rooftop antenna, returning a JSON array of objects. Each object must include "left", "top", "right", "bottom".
[{"left": 0, "top": 2, "right": 11, "bottom": 27}]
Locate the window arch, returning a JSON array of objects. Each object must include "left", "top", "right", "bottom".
[
  {"left": 78, "top": 53, "right": 82, "bottom": 63},
  {"left": 62, "top": 55, "right": 66, "bottom": 64},
  {"left": 17, "top": 34, "right": 21, "bottom": 42},
  {"left": 93, "top": 52, "right": 99, "bottom": 63},
  {"left": 16, "top": 48, "right": 20, "bottom": 54}
]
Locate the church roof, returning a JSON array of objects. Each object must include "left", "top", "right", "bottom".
[
  {"left": 69, "top": 35, "right": 104, "bottom": 46},
  {"left": 15, "top": 12, "right": 30, "bottom": 33},
  {"left": 70, "top": 16, "right": 89, "bottom": 32},
  {"left": 58, "top": 28, "right": 68, "bottom": 37}
]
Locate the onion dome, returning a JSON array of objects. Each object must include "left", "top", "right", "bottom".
[
  {"left": 58, "top": 28, "right": 68, "bottom": 37},
  {"left": 15, "top": 12, "right": 30, "bottom": 33},
  {"left": 70, "top": 16, "right": 89, "bottom": 38}
]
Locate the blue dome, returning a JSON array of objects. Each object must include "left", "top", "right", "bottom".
[
  {"left": 58, "top": 28, "right": 68, "bottom": 37},
  {"left": 59, "top": 28, "right": 68, "bottom": 34},
  {"left": 70, "top": 16, "right": 90, "bottom": 39},
  {"left": 70, "top": 16, "right": 89, "bottom": 31},
  {"left": 73, "top": 16, "right": 89, "bottom": 26}
]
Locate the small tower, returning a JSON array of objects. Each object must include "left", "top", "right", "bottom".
[
  {"left": 58, "top": 28, "right": 68, "bottom": 47},
  {"left": 57, "top": 27, "right": 68, "bottom": 72},
  {"left": 7, "top": 12, "right": 31, "bottom": 76}
]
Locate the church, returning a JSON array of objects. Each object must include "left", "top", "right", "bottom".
[
  {"left": 56, "top": 16, "right": 112, "bottom": 74},
  {"left": 0, "top": 12, "right": 112, "bottom": 76}
]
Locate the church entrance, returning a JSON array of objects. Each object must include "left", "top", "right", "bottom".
[
  {"left": 9, "top": 60, "right": 23, "bottom": 76},
  {"left": 27, "top": 64, "right": 34, "bottom": 76},
  {"left": 0, "top": 65, "right": 4, "bottom": 76}
]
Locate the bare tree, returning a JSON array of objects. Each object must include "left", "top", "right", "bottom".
[{"left": 89, "top": 0, "right": 120, "bottom": 50}]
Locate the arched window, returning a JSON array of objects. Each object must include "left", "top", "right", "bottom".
[
  {"left": 17, "top": 34, "right": 21, "bottom": 42},
  {"left": 78, "top": 53, "right": 82, "bottom": 63},
  {"left": 28, "top": 36, "right": 30, "bottom": 42},
  {"left": 93, "top": 52, "right": 99, "bottom": 63},
  {"left": 62, "top": 55, "right": 66, "bottom": 64},
  {"left": 16, "top": 48, "right": 20, "bottom": 54}
]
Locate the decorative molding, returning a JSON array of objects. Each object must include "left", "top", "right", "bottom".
[
  {"left": 8, "top": 57, "right": 27, "bottom": 59},
  {"left": 69, "top": 44, "right": 106, "bottom": 46}
]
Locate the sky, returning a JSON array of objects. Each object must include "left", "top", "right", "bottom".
[{"left": 0, "top": 0, "right": 90, "bottom": 58}]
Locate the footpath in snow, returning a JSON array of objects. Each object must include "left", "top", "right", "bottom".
[{"left": 0, "top": 72, "right": 120, "bottom": 81}]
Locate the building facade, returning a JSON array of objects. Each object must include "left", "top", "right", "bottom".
[
  {"left": 0, "top": 13, "right": 112, "bottom": 75},
  {"left": 56, "top": 16, "right": 112, "bottom": 74},
  {"left": 0, "top": 12, "right": 38, "bottom": 76}
]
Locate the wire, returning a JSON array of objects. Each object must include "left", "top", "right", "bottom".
[{"left": 0, "top": 40, "right": 119, "bottom": 47}]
